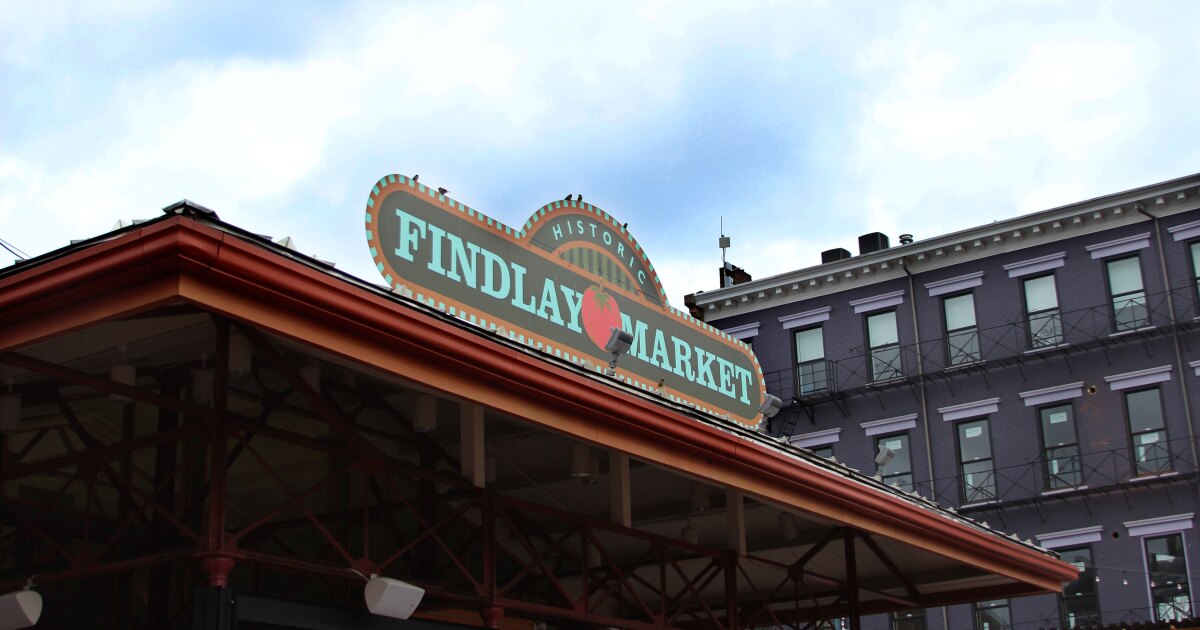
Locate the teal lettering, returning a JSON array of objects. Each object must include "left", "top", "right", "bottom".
[
  {"left": 446, "top": 232, "right": 480, "bottom": 288},
  {"left": 735, "top": 366, "right": 754, "bottom": 404},
  {"left": 671, "top": 336, "right": 696, "bottom": 382},
  {"left": 425, "top": 223, "right": 447, "bottom": 276},
  {"left": 536, "top": 279, "right": 563, "bottom": 324},
  {"left": 716, "top": 357, "right": 736, "bottom": 398},
  {"left": 560, "top": 286, "right": 584, "bottom": 333},
  {"left": 650, "top": 330, "right": 670, "bottom": 369},
  {"left": 480, "top": 248, "right": 509, "bottom": 300},
  {"left": 695, "top": 349, "right": 718, "bottom": 390},
  {"left": 620, "top": 314, "right": 649, "bottom": 361},
  {"left": 394, "top": 208, "right": 426, "bottom": 262},
  {"left": 510, "top": 263, "right": 537, "bottom": 314}
]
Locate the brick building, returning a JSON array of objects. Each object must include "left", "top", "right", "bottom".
[{"left": 689, "top": 173, "right": 1200, "bottom": 629}]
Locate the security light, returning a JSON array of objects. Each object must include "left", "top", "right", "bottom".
[
  {"left": 0, "top": 584, "right": 41, "bottom": 630},
  {"left": 875, "top": 444, "right": 896, "bottom": 475},
  {"left": 603, "top": 328, "right": 635, "bottom": 375},
  {"left": 757, "top": 394, "right": 783, "bottom": 418},
  {"left": 364, "top": 576, "right": 424, "bottom": 620}
]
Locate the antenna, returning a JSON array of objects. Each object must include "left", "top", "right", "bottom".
[{"left": 719, "top": 217, "right": 731, "bottom": 287}]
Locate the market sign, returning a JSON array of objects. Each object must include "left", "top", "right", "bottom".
[{"left": 365, "top": 175, "right": 767, "bottom": 428}]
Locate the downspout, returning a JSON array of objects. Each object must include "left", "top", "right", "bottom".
[
  {"left": 902, "top": 258, "right": 936, "bottom": 500},
  {"left": 1136, "top": 203, "right": 1200, "bottom": 485}
]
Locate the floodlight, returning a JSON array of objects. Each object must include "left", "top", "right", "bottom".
[
  {"left": 0, "top": 587, "right": 41, "bottom": 630},
  {"left": 603, "top": 328, "right": 635, "bottom": 376},
  {"left": 874, "top": 444, "right": 896, "bottom": 475},
  {"left": 364, "top": 576, "right": 424, "bottom": 620},
  {"left": 757, "top": 394, "right": 783, "bottom": 418}
]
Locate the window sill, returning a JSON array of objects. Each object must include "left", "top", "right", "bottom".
[
  {"left": 959, "top": 499, "right": 1000, "bottom": 509},
  {"left": 868, "top": 376, "right": 908, "bottom": 387},
  {"left": 1041, "top": 485, "right": 1088, "bottom": 497},
  {"left": 1129, "top": 471, "right": 1179, "bottom": 483},
  {"left": 1109, "top": 325, "right": 1156, "bottom": 338},
  {"left": 1024, "top": 343, "right": 1069, "bottom": 355},
  {"left": 944, "top": 360, "right": 986, "bottom": 371}
]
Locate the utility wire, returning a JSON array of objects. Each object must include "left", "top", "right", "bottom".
[{"left": 0, "top": 236, "right": 28, "bottom": 260}]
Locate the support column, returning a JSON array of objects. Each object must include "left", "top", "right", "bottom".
[
  {"left": 461, "top": 403, "right": 485, "bottom": 487},
  {"left": 845, "top": 528, "right": 861, "bottom": 630},
  {"left": 192, "top": 586, "right": 237, "bottom": 630},
  {"left": 726, "top": 489, "right": 745, "bottom": 556},
  {"left": 609, "top": 452, "right": 631, "bottom": 527}
]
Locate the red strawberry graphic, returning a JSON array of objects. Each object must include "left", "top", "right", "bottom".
[{"left": 581, "top": 284, "right": 622, "bottom": 350}]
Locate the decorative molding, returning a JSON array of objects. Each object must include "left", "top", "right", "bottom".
[
  {"left": 1003, "top": 253, "right": 1066, "bottom": 278},
  {"left": 1104, "top": 365, "right": 1173, "bottom": 391},
  {"left": 860, "top": 413, "right": 918, "bottom": 437},
  {"left": 1036, "top": 525, "right": 1103, "bottom": 549},
  {"left": 779, "top": 306, "right": 832, "bottom": 330},
  {"left": 1086, "top": 232, "right": 1151, "bottom": 259},
  {"left": 1169, "top": 219, "right": 1200, "bottom": 242},
  {"left": 850, "top": 290, "right": 905, "bottom": 314},
  {"left": 723, "top": 321, "right": 760, "bottom": 340},
  {"left": 938, "top": 397, "right": 1000, "bottom": 422},
  {"left": 1019, "top": 382, "right": 1084, "bottom": 407},
  {"left": 925, "top": 271, "right": 985, "bottom": 297},
  {"left": 1190, "top": 359, "right": 1200, "bottom": 377},
  {"left": 790, "top": 428, "right": 841, "bottom": 448},
  {"left": 1124, "top": 513, "right": 1194, "bottom": 537}
]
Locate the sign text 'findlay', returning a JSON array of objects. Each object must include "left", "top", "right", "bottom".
[{"left": 393, "top": 207, "right": 755, "bottom": 405}]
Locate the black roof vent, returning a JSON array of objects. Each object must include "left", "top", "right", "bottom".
[
  {"left": 821, "top": 248, "right": 852, "bottom": 264},
  {"left": 858, "top": 232, "right": 890, "bottom": 255},
  {"left": 162, "top": 199, "right": 219, "bottom": 220}
]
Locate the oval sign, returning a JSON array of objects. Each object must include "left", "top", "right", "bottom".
[{"left": 365, "top": 175, "right": 767, "bottom": 428}]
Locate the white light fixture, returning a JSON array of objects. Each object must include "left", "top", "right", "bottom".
[
  {"left": 570, "top": 443, "right": 591, "bottom": 478},
  {"left": 412, "top": 394, "right": 437, "bottom": 433},
  {"left": 758, "top": 394, "right": 783, "bottom": 418},
  {"left": 874, "top": 444, "right": 896, "bottom": 476},
  {"left": 0, "top": 585, "right": 42, "bottom": 630},
  {"left": 603, "top": 327, "right": 635, "bottom": 375},
  {"left": 110, "top": 364, "right": 136, "bottom": 403},
  {"left": 690, "top": 482, "right": 710, "bottom": 513},
  {"left": 229, "top": 333, "right": 252, "bottom": 376},
  {"left": 779, "top": 512, "right": 798, "bottom": 542},
  {"left": 0, "top": 394, "right": 20, "bottom": 434},
  {"left": 191, "top": 369, "right": 214, "bottom": 404},
  {"left": 682, "top": 520, "right": 699, "bottom": 545},
  {"left": 364, "top": 575, "right": 424, "bottom": 620}
]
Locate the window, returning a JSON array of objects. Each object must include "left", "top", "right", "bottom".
[
  {"left": 794, "top": 326, "right": 829, "bottom": 395},
  {"left": 957, "top": 419, "right": 995, "bottom": 503},
  {"left": 1040, "top": 403, "right": 1081, "bottom": 489},
  {"left": 1022, "top": 274, "right": 1062, "bottom": 347},
  {"left": 891, "top": 609, "right": 926, "bottom": 630},
  {"left": 1125, "top": 388, "right": 1170, "bottom": 476},
  {"left": 810, "top": 445, "right": 834, "bottom": 460},
  {"left": 1059, "top": 546, "right": 1101, "bottom": 628},
  {"left": 1145, "top": 533, "right": 1191, "bottom": 622},
  {"left": 1190, "top": 242, "right": 1200, "bottom": 299},
  {"left": 815, "top": 618, "right": 846, "bottom": 630},
  {"left": 876, "top": 433, "right": 912, "bottom": 492},
  {"left": 943, "top": 293, "right": 980, "bottom": 365},
  {"left": 867, "top": 310, "right": 902, "bottom": 381},
  {"left": 1106, "top": 256, "right": 1149, "bottom": 331},
  {"left": 975, "top": 599, "right": 1011, "bottom": 630}
]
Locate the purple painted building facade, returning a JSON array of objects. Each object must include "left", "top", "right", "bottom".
[{"left": 690, "top": 173, "right": 1200, "bottom": 629}]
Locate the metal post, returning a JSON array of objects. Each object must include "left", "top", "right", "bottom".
[
  {"left": 844, "top": 528, "right": 861, "bottom": 630},
  {"left": 725, "top": 552, "right": 739, "bottom": 629}
]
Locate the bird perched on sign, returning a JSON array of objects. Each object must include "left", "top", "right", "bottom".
[
  {"left": 412, "top": 174, "right": 419, "bottom": 183},
  {"left": 577, "top": 194, "right": 583, "bottom": 203},
  {"left": 564, "top": 194, "right": 572, "bottom": 201},
  {"left": 622, "top": 222, "right": 628, "bottom": 230},
  {"left": 437, "top": 187, "right": 448, "bottom": 195}
]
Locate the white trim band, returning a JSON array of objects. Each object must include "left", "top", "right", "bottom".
[
  {"left": 1086, "top": 233, "right": 1151, "bottom": 259},
  {"left": 860, "top": 413, "right": 918, "bottom": 437},
  {"left": 790, "top": 428, "right": 841, "bottom": 448},
  {"left": 779, "top": 307, "right": 832, "bottom": 330},
  {"left": 1169, "top": 219, "right": 1200, "bottom": 242},
  {"left": 723, "top": 322, "right": 760, "bottom": 340},
  {"left": 1036, "top": 525, "right": 1104, "bottom": 549},
  {"left": 1190, "top": 359, "right": 1200, "bottom": 377},
  {"left": 938, "top": 397, "right": 1000, "bottom": 422},
  {"left": 850, "top": 290, "right": 906, "bottom": 314},
  {"left": 925, "top": 271, "right": 985, "bottom": 297},
  {"left": 1019, "top": 382, "right": 1084, "bottom": 407},
  {"left": 1004, "top": 253, "right": 1065, "bottom": 278},
  {"left": 1104, "top": 365, "right": 1173, "bottom": 391},
  {"left": 1124, "top": 513, "right": 1194, "bottom": 537}
]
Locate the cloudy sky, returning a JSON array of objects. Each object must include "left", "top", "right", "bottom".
[{"left": 2, "top": 0, "right": 1198, "bottom": 306}]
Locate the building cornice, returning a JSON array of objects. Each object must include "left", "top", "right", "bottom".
[{"left": 695, "top": 174, "right": 1200, "bottom": 321}]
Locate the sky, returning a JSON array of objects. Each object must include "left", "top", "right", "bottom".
[{"left": 2, "top": 0, "right": 1199, "bottom": 307}]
